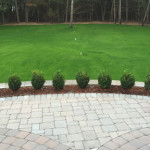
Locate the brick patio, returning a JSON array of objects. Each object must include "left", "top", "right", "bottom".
[{"left": 0, "top": 93, "right": 150, "bottom": 150}]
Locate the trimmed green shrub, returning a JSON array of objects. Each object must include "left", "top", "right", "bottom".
[
  {"left": 52, "top": 72, "right": 65, "bottom": 90},
  {"left": 31, "top": 70, "right": 45, "bottom": 90},
  {"left": 144, "top": 74, "right": 150, "bottom": 90},
  {"left": 76, "top": 72, "right": 90, "bottom": 89},
  {"left": 8, "top": 74, "right": 21, "bottom": 91},
  {"left": 120, "top": 71, "right": 135, "bottom": 90},
  {"left": 98, "top": 72, "right": 112, "bottom": 89}
]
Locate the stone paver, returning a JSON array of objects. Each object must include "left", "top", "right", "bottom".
[{"left": 0, "top": 93, "right": 150, "bottom": 150}]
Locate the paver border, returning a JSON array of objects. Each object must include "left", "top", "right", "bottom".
[
  {"left": 0, "top": 92, "right": 150, "bottom": 101},
  {"left": 0, "top": 128, "right": 72, "bottom": 150},
  {"left": 99, "top": 127, "right": 150, "bottom": 150}
]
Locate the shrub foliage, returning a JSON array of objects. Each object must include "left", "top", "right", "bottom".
[
  {"left": 98, "top": 72, "right": 112, "bottom": 89},
  {"left": 144, "top": 74, "right": 150, "bottom": 90},
  {"left": 52, "top": 72, "right": 65, "bottom": 90},
  {"left": 8, "top": 74, "right": 21, "bottom": 91},
  {"left": 31, "top": 70, "right": 45, "bottom": 90},
  {"left": 76, "top": 72, "right": 90, "bottom": 89},
  {"left": 120, "top": 71, "right": 135, "bottom": 89}
]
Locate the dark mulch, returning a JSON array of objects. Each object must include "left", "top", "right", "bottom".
[{"left": 0, "top": 85, "right": 150, "bottom": 98}]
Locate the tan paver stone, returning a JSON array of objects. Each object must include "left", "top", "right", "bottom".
[
  {"left": 8, "top": 145, "right": 20, "bottom": 150},
  {"left": 13, "top": 138, "right": 27, "bottom": 147},
  {"left": 45, "top": 140, "right": 59, "bottom": 149},
  {"left": 26, "top": 134, "right": 40, "bottom": 141},
  {"left": 2, "top": 137, "right": 16, "bottom": 144},
  {"left": 22, "top": 141, "right": 37, "bottom": 150},
  {"left": 0, "top": 143, "right": 10, "bottom": 150},
  {"left": 16, "top": 131, "right": 29, "bottom": 139},
  {"left": 35, "top": 136, "right": 49, "bottom": 144},
  {"left": 33, "top": 145, "right": 48, "bottom": 150},
  {"left": 112, "top": 137, "right": 127, "bottom": 146}
]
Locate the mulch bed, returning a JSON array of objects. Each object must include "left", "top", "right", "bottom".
[{"left": 0, "top": 85, "right": 150, "bottom": 98}]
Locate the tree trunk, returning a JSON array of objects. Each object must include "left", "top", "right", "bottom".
[
  {"left": 137, "top": 0, "right": 140, "bottom": 22},
  {"left": 65, "top": 0, "right": 69, "bottom": 22},
  {"left": 126, "top": 0, "right": 128, "bottom": 22},
  {"left": 142, "top": 0, "right": 150, "bottom": 26},
  {"left": 2, "top": 11, "right": 5, "bottom": 24},
  {"left": 58, "top": 6, "right": 60, "bottom": 23},
  {"left": 114, "top": 0, "right": 116, "bottom": 24},
  {"left": 37, "top": 9, "right": 39, "bottom": 22},
  {"left": 14, "top": 0, "right": 20, "bottom": 23},
  {"left": 70, "top": 0, "right": 74, "bottom": 28},
  {"left": 0, "top": 0, "right": 4, "bottom": 24},
  {"left": 100, "top": 0, "right": 107, "bottom": 22},
  {"left": 25, "top": 1, "right": 29, "bottom": 23},
  {"left": 119, "top": 0, "right": 122, "bottom": 24}
]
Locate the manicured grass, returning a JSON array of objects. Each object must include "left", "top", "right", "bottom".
[{"left": 0, "top": 24, "right": 150, "bottom": 82}]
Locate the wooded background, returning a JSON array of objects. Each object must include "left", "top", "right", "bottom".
[{"left": 0, "top": 0, "right": 150, "bottom": 25}]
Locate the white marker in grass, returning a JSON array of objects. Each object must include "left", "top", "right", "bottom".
[{"left": 75, "top": 37, "right": 77, "bottom": 40}]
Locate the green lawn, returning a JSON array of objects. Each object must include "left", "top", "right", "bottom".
[{"left": 0, "top": 24, "right": 150, "bottom": 82}]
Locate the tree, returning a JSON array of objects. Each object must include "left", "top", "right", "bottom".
[
  {"left": 0, "top": 0, "right": 10, "bottom": 24},
  {"left": 65, "top": 0, "right": 69, "bottom": 22},
  {"left": 126, "top": 0, "right": 128, "bottom": 22},
  {"left": 114, "top": 0, "right": 116, "bottom": 23},
  {"left": 0, "top": 0, "right": 5, "bottom": 24},
  {"left": 0, "top": 0, "right": 149, "bottom": 24},
  {"left": 70, "top": 0, "right": 74, "bottom": 28},
  {"left": 100, "top": 0, "right": 107, "bottom": 21},
  {"left": 14, "top": 0, "right": 20, "bottom": 23},
  {"left": 142, "top": 0, "right": 150, "bottom": 26},
  {"left": 119, "top": 0, "right": 122, "bottom": 24},
  {"left": 25, "top": 0, "right": 29, "bottom": 22}
]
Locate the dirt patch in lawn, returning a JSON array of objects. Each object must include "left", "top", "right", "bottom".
[{"left": 0, "top": 85, "right": 150, "bottom": 98}]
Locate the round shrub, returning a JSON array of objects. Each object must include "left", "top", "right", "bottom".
[
  {"left": 76, "top": 72, "right": 90, "bottom": 89},
  {"left": 8, "top": 74, "right": 21, "bottom": 91},
  {"left": 52, "top": 72, "right": 65, "bottom": 90},
  {"left": 31, "top": 70, "right": 45, "bottom": 90},
  {"left": 98, "top": 72, "right": 112, "bottom": 89},
  {"left": 120, "top": 72, "right": 135, "bottom": 90},
  {"left": 144, "top": 74, "right": 150, "bottom": 90}
]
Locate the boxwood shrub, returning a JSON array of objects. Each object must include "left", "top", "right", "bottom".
[
  {"left": 120, "top": 71, "right": 135, "bottom": 90},
  {"left": 8, "top": 74, "right": 21, "bottom": 91},
  {"left": 144, "top": 74, "right": 150, "bottom": 90},
  {"left": 98, "top": 72, "right": 112, "bottom": 89},
  {"left": 31, "top": 70, "right": 45, "bottom": 90},
  {"left": 76, "top": 72, "right": 90, "bottom": 89},
  {"left": 53, "top": 72, "right": 65, "bottom": 90}
]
